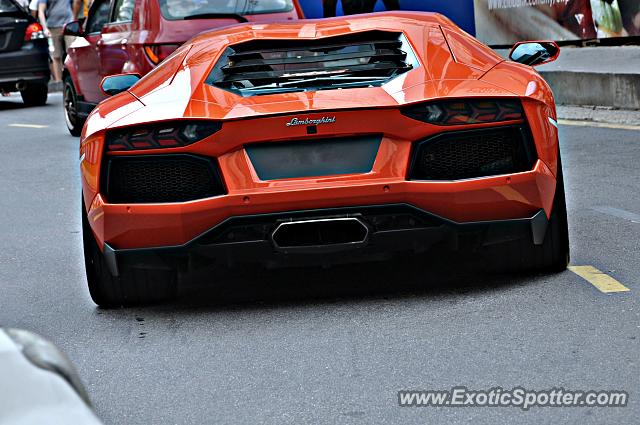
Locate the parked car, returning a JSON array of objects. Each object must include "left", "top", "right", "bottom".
[
  {"left": 61, "top": 0, "right": 304, "bottom": 136},
  {"left": 78, "top": 11, "right": 569, "bottom": 307},
  {"left": 0, "top": 0, "right": 49, "bottom": 106}
]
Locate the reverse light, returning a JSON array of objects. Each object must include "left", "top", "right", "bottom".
[
  {"left": 105, "top": 121, "right": 221, "bottom": 151},
  {"left": 402, "top": 99, "right": 524, "bottom": 126},
  {"left": 24, "top": 23, "right": 46, "bottom": 41},
  {"left": 144, "top": 44, "right": 180, "bottom": 65}
]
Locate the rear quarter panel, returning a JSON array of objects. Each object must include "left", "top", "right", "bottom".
[{"left": 481, "top": 61, "right": 559, "bottom": 177}]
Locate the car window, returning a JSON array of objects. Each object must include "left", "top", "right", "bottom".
[
  {"left": 159, "top": 0, "right": 293, "bottom": 20},
  {"left": 0, "top": 0, "right": 19, "bottom": 13},
  {"left": 86, "top": 0, "right": 111, "bottom": 34},
  {"left": 111, "top": 0, "right": 134, "bottom": 22}
]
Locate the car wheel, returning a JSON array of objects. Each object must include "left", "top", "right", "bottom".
[
  {"left": 20, "top": 82, "right": 48, "bottom": 106},
  {"left": 82, "top": 201, "right": 178, "bottom": 308},
  {"left": 64, "top": 77, "right": 84, "bottom": 136},
  {"left": 488, "top": 151, "right": 570, "bottom": 273}
]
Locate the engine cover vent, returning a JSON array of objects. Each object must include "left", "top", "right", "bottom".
[{"left": 206, "top": 30, "right": 418, "bottom": 96}]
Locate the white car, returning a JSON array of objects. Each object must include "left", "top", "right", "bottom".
[{"left": 0, "top": 328, "right": 102, "bottom": 425}]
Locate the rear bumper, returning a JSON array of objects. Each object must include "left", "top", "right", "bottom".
[
  {"left": 88, "top": 159, "right": 556, "bottom": 251},
  {"left": 0, "top": 43, "right": 50, "bottom": 88},
  {"left": 83, "top": 100, "right": 560, "bottom": 251},
  {"left": 103, "top": 204, "right": 549, "bottom": 276}
]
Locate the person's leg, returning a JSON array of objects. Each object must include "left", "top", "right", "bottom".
[
  {"left": 364, "top": 0, "right": 377, "bottom": 12},
  {"left": 49, "top": 27, "right": 64, "bottom": 82},
  {"left": 382, "top": 0, "right": 400, "bottom": 10},
  {"left": 323, "top": 0, "right": 338, "bottom": 17},
  {"left": 51, "top": 58, "right": 62, "bottom": 82},
  {"left": 342, "top": 0, "right": 373, "bottom": 15},
  {"left": 63, "top": 35, "right": 76, "bottom": 61}
]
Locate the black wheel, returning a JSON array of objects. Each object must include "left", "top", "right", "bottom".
[
  {"left": 487, "top": 152, "right": 570, "bottom": 273},
  {"left": 20, "top": 82, "right": 48, "bottom": 106},
  {"left": 64, "top": 76, "right": 84, "bottom": 136},
  {"left": 82, "top": 202, "right": 177, "bottom": 308}
]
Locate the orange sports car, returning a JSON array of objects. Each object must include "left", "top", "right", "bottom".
[{"left": 80, "top": 12, "right": 569, "bottom": 307}]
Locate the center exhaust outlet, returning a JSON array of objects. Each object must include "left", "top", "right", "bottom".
[{"left": 271, "top": 217, "right": 369, "bottom": 253}]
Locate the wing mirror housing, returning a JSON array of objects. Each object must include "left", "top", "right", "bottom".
[
  {"left": 100, "top": 73, "right": 141, "bottom": 96},
  {"left": 509, "top": 41, "right": 560, "bottom": 66},
  {"left": 63, "top": 20, "right": 83, "bottom": 37}
]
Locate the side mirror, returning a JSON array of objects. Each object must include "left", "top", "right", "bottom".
[
  {"left": 100, "top": 73, "right": 141, "bottom": 96},
  {"left": 63, "top": 20, "right": 82, "bottom": 37},
  {"left": 509, "top": 41, "right": 560, "bottom": 66}
]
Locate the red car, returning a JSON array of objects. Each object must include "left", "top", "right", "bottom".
[
  {"left": 80, "top": 12, "right": 569, "bottom": 307},
  {"left": 62, "top": 0, "right": 304, "bottom": 136}
]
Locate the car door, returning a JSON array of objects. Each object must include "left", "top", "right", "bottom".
[
  {"left": 98, "top": 0, "right": 134, "bottom": 78},
  {"left": 72, "top": 0, "right": 111, "bottom": 103}
]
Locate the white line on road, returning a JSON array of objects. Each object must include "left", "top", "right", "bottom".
[
  {"left": 558, "top": 120, "right": 640, "bottom": 131},
  {"left": 592, "top": 206, "right": 640, "bottom": 223},
  {"left": 8, "top": 123, "right": 49, "bottom": 129}
]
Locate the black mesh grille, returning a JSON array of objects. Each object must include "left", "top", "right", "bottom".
[
  {"left": 103, "top": 155, "right": 225, "bottom": 203},
  {"left": 195, "top": 205, "right": 437, "bottom": 246},
  {"left": 207, "top": 31, "right": 414, "bottom": 96},
  {"left": 410, "top": 126, "right": 537, "bottom": 180}
]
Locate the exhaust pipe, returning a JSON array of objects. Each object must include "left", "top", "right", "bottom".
[
  {"left": 15, "top": 81, "right": 27, "bottom": 91},
  {"left": 271, "top": 217, "right": 369, "bottom": 253}
]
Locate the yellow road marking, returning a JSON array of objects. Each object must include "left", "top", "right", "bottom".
[
  {"left": 8, "top": 123, "right": 49, "bottom": 129},
  {"left": 558, "top": 120, "right": 640, "bottom": 131},
  {"left": 569, "top": 265, "right": 630, "bottom": 294}
]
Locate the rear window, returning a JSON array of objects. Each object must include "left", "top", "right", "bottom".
[
  {"left": 0, "top": 0, "right": 19, "bottom": 13},
  {"left": 159, "top": 0, "right": 293, "bottom": 20}
]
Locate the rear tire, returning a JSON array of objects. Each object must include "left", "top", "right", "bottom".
[
  {"left": 82, "top": 203, "right": 177, "bottom": 308},
  {"left": 20, "top": 82, "right": 48, "bottom": 106},
  {"left": 488, "top": 152, "right": 570, "bottom": 273},
  {"left": 63, "top": 76, "right": 84, "bottom": 136}
]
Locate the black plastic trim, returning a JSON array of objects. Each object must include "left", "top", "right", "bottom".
[
  {"left": 101, "top": 153, "right": 226, "bottom": 204},
  {"left": 207, "top": 30, "right": 415, "bottom": 97},
  {"left": 408, "top": 124, "right": 538, "bottom": 181},
  {"left": 102, "top": 204, "right": 548, "bottom": 274}
]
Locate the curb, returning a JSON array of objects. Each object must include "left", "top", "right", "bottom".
[
  {"left": 541, "top": 71, "right": 640, "bottom": 110},
  {"left": 556, "top": 105, "right": 640, "bottom": 127}
]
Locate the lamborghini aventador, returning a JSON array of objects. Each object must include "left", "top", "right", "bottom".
[{"left": 79, "top": 12, "right": 569, "bottom": 307}]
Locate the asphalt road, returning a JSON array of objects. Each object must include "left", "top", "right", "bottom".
[{"left": 0, "top": 93, "right": 638, "bottom": 424}]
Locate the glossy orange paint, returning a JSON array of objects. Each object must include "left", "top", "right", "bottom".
[{"left": 80, "top": 11, "right": 561, "bottom": 250}]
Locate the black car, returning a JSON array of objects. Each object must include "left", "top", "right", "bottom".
[{"left": 0, "top": 0, "right": 49, "bottom": 105}]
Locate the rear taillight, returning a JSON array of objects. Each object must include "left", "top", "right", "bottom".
[
  {"left": 24, "top": 23, "right": 46, "bottom": 41},
  {"left": 144, "top": 44, "right": 180, "bottom": 65},
  {"left": 402, "top": 99, "right": 524, "bottom": 125},
  {"left": 105, "top": 121, "right": 221, "bottom": 151}
]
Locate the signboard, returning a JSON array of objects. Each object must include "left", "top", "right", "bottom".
[
  {"left": 473, "top": 0, "right": 640, "bottom": 45},
  {"left": 298, "top": 0, "right": 477, "bottom": 35}
]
